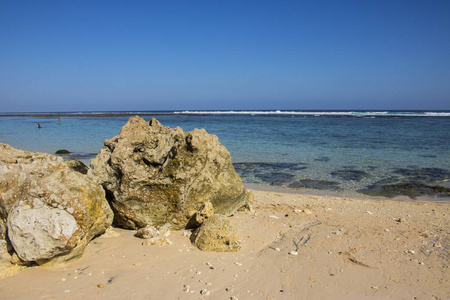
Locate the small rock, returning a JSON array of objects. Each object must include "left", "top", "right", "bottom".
[
  {"left": 200, "top": 289, "right": 211, "bottom": 296},
  {"left": 303, "top": 209, "right": 312, "bottom": 215},
  {"left": 366, "top": 211, "right": 373, "bottom": 215},
  {"left": 97, "top": 284, "right": 104, "bottom": 288},
  {"left": 135, "top": 225, "right": 160, "bottom": 239},
  {"left": 294, "top": 209, "right": 303, "bottom": 213},
  {"left": 289, "top": 251, "right": 298, "bottom": 256}
]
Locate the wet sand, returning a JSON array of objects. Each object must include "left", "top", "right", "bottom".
[{"left": 0, "top": 188, "right": 449, "bottom": 299}]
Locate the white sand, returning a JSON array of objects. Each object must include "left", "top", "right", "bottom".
[{"left": 1, "top": 189, "right": 449, "bottom": 299}]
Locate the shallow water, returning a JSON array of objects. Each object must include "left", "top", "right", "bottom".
[{"left": 1, "top": 110, "right": 449, "bottom": 199}]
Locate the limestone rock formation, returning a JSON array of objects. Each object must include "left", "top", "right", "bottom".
[
  {"left": 89, "top": 116, "right": 252, "bottom": 230},
  {"left": 190, "top": 214, "right": 241, "bottom": 252},
  {"left": 0, "top": 143, "right": 113, "bottom": 265}
]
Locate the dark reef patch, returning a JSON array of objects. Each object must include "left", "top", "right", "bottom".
[
  {"left": 330, "top": 169, "right": 370, "bottom": 181},
  {"left": 315, "top": 156, "right": 330, "bottom": 162},
  {"left": 392, "top": 167, "right": 450, "bottom": 183},
  {"left": 288, "top": 179, "right": 342, "bottom": 191},
  {"left": 255, "top": 172, "right": 296, "bottom": 186},
  {"left": 357, "top": 183, "right": 450, "bottom": 199}
]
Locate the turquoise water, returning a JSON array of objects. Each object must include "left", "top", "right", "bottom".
[{"left": 1, "top": 111, "right": 449, "bottom": 199}]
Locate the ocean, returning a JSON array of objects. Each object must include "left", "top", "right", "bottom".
[{"left": 1, "top": 110, "right": 449, "bottom": 200}]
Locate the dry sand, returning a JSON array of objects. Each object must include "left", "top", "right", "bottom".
[{"left": 1, "top": 188, "right": 449, "bottom": 300}]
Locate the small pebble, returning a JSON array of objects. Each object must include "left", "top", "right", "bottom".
[
  {"left": 200, "top": 289, "right": 211, "bottom": 296},
  {"left": 289, "top": 251, "right": 298, "bottom": 256},
  {"left": 366, "top": 211, "right": 373, "bottom": 215},
  {"left": 97, "top": 284, "right": 104, "bottom": 288}
]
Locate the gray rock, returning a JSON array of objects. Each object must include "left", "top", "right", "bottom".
[
  {"left": 89, "top": 116, "right": 252, "bottom": 230},
  {"left": 55, "top": 149, "right": 71, "bottom": 155},
  {"left": 0, "top": 143, "right": 113, "bottom": 265}
]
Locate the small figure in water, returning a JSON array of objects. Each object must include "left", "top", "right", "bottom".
[
  {"left": 58, "top": 118, "right": 61, "bottom": 125},
  {"left": 37, "top": 123, "right": 41, "bottom": 128}
]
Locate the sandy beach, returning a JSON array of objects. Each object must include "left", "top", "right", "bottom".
[{"left": 0, "top": 188, "right": 448, "bottom": 300}]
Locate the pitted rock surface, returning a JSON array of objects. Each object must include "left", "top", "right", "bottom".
[
  {"left": 0, "top": 143, "right": 113, "bottom": 265},
  {"left": 89, "top": 116, "right": 252, "bottom": 230}
]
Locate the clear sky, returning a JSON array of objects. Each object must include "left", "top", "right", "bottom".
[{"left": 1, "top": 0, "right": 449, "bottom": 112}]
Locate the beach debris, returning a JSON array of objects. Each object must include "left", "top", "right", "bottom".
[
  {"left": 0, "top": 143, "right": 113, "bottom": 266},
  {"left": 200, "top": 289, "right": 211, "bottom": 296},
  {"left": 339, "top": 251, "right": 375, "bottom": 269},
  {"left": 395, "top": 217, "right": 407, "bottom": 223},
  {"left": 97, "top": 284, "right": 104, "bottom": 288},
  {"left": 289, "top": 250, "right": 298, "bottom": 256},
  {"left": 294, "top": 209, "right": 303, "bottom": 213},
  {"left": 190, "top": 214, "right": 241, "bottom": 252},
  {"left": 366, "top": 211, "right": 373, "bottom": 215},
  {"left": 89, "top": 116, "right": 253, "bottom": 230},
  {"left": 269, "top": 215, "right": 279, "bottom": 219},
  {"left": 303, "top": 209, "right": 312, "bottom": 215}
]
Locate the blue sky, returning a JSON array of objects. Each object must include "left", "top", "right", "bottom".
[{"left": 1, "top": 0, "right": 449, "bottom": 112}]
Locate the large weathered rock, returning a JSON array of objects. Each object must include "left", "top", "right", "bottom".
[
  {"left": 0, "top": 143, "right": 113, "bottom": 266},
  {"left": 190, "top": 214, "right": 241, "bottom": 252},
  {"left": 89, "top": 116, "right": 252, "bottom": 230}
]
